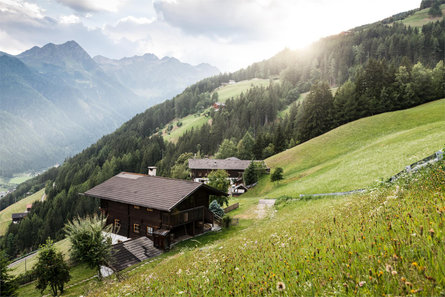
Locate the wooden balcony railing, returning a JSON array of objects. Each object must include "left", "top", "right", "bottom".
[{"left": 162, "top": 206, "right": 213, "bottom": 228}]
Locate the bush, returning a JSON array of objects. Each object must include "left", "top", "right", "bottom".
[
  {"left": 209, "top": 200, "right": 224, "bottom": 218},
  {"left": 271, "top": 167, "right": 284, "bottom": 182},
  {"left": 64, "top": 214, "right": 113, "bottom": 278},
  {"left": 222, "top": 215, "right": 232, "bottom": 228}
]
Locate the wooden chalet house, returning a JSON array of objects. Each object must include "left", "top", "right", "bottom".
[
  {"left": 83, "top": 172, "right": 227, "bottom": 250},
  {"left": 188, "top": 157, "right": 269, "bottom": 182}
]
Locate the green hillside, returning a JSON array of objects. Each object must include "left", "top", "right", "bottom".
[
  {"left": 161, "top": 78, "right": 274, "bottom": 143},
  {"left": 85, "top": 161, "right": 445, "bottom": 296},
  {"left": 162, "top": 113, "right": 211, "bottom": 143},
  {"left": 248, "top": 98, "right": 445, "bottom": 198},
  {"left": 399, "top": 4, "right": 445, "bottom": 27},
  {"left": 9, "top": 238, "right": 70, "bottom": 277},
  {"left": 215, "top": 78, "right": 271, "bottom": 102},
  {"left": 0, "top": 189, "right": 44, "bottom": 235}
]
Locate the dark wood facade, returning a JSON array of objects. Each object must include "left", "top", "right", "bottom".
[
  {"left": 191, "top": 168, "right": 244, "bottom": 179},
  {"left": 99, "top": 187, "right": 214, "bottom": 249}
]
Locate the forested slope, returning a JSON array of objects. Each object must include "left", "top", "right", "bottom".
[{"left": 1, "top": 12, "right": 443, "bottom": 257}]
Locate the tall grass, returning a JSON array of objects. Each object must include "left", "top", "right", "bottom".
[
  {"left": 86, "top": 161, "right": 445, "bottom": 296},
  {"left": 248, "top": 99, "right": 445, "bottom": 198}
]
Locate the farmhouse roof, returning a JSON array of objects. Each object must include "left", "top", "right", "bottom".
[
  {"left": 11, "top": 213, "right": 27, "bottom": 219},
  {"left": 83, "top": 172, "right": 227, "bottom": 212},
  {"left": 188, "top": 157, "right": 258, "bottom": 171}
]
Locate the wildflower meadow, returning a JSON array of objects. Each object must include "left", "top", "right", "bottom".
[{"left": 86, "top": 160, "right": 445, "bottom": 296}]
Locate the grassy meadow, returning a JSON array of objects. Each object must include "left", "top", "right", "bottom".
[
  {"left": 10, "top": 238, "right": 70, "bottom": 277},
  {"left": 85, "top": 161, "right": 445, "bottom": 296},
  {"left": 248, "top": 98, "right": 445, "bottom": 198},
  {"left": 215, "top": 79, "right": 271, "bottom": 103},
  {"left": 162, "top": 113, "right": 211, "bottom": 143},
  {"left": 399, "top": 4, "right": 445, "bottom": 27},
  {"left": 0, "top": 188, "right": 44, "bottom": 236},
  {"left": 16, "top": 263, "right": 96, "bottom": 297},
  {"left": 0, "top": 173, "right": 33, "bottom": 192},
  {"left": 161, "top": 78, "right": 274, "bottom": 143}
]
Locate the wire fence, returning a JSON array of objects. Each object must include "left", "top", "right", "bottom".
[{"left": 298, "top": 149, "right": 444, "bottom": 198}]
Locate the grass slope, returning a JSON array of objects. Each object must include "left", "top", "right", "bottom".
[
  {"left": 162, "top": 114, "right": 211, "bottom": 143},
  {"left": 399, "top": 4, "right": 445, "bottom": 27},
  {"left": 248, "top": 98, "right": 445, "bottom": 198},
  {"left": 215, "top": 78, "right": 271, "bottom": 103},
  {"left": 86, "top": 162, "right": 445, "bottom": 296},
  {"left": 0, "top": 188, "right": 44, "bottom": 235},
  {"left": 161, "top": 78, "right": 273, "bottom": 143},
  {"left": 10, "top": 238, "right": 71, "bottom": 276},
  {"left": 0, "top": 173, "right": 33, "bottom": 192}
]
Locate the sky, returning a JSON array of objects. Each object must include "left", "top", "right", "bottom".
[{"left": 0, "top": 0, "right": 421, "bottom": 72}]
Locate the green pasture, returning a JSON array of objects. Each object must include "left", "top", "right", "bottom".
[
  {"left": 0, "top": 189, "right": 45, "bottom": 236},
  {"left": 248, "top": 98, "right": 445, "bottom": 198}
]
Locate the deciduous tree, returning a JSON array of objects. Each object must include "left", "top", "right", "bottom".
[{"left": 34, "top": 239, "right": 70, "bottom": 296}]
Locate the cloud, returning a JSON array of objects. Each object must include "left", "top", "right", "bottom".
[
  {"left": 0, "top": 0, "right": 45, "bottom": 20},
  {"left": 59, "top": 14, "right": 80, "bottom": 24},
  {"left": 0, "top": 1, "right": 130, "bottom": 58},
  {"left": 153, "top": 0, "right": 286, "bottom": 41},
  {"left": 55, "top": 0, "right": 126, "bottom": 12},
  {"left": 104, "top": 16, "right": 154, "bottom": 42}
]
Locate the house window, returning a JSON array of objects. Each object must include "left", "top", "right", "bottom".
[
  {"left": 184, "top": 212, "right": 189, "bottom": 222},
  {"left": 134, "top": 205, "right": 140, "bottom": 209},
  {"left": 147, "top": 226, "right": 153, "bottom": 235},
  {"left": 146, "top": 208, "right": 153, "bottom": 212},
  {"left": 134, "top": 224, "right": 140, "bottom": 233},
  {"left": 114, "top": 219, "right": 120, "bottom": 229}
]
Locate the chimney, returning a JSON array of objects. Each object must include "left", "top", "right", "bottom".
[{"left": 148, "top": 166, "right": 157, "bottom": 176}]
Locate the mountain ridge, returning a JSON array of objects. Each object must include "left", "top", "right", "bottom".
[{"left": 0, "top": 40, "right": 220, "bottom": 176}]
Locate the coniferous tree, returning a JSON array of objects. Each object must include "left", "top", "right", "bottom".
[
  {"left": 237, "top": 131, "right": 255, "bottom": 160},
  {"left": 296, "top": 81, "right": 334, "bottom": 142},
  {"left": 0, "top": 251, "right": 17, "bottom": 297},
  {"left": 429, "top": 0, "right": 443, "bottom": 17},
  {"left": 243, "top": 161, "right": 258, "bottom": 186}
]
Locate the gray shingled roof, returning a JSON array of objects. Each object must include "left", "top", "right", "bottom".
[
  {"left": 110, "top": 237, "right": 162, "bottom": 271},
  {"left": 83, "top": 172, "right": 226, "bottom": 212},
  {"left": 12, "top": 213, "right": 28, "bottom": 220},
  {"left": 188, "top": 157, "right": 255, "bottom": 170}
]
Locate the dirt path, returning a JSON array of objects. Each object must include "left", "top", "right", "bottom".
[{"left": 254, "top": 199, "right": 276, "bottom": 219}]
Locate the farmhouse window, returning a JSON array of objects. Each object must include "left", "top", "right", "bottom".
[
  {"left": 133, "top": 205, "right": 140, "bottom": 209},
  {"left": 147, "top": 226, "right": 153, "bottom": 235},
  {"left": 146, "top": 208, "right": 153, "bottom": 212},
  {"left": 114, "top": 219, "right": 120, "bottom": 229},
  {"left": 184, "top": 212, "right": 189, "bottom": 222},
  {"left": 134, "top": 224, "right": 140, "bottom": 233}
]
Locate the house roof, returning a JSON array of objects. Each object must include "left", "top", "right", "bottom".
[
  {"left": 12, "top": 213, "right": 27, "bottom": 219},
  {"left": 83, "top": 172, "right": 227, "bottom": 212},
  {"left": 110, "top": 237, "right": 162, "bottom": 271},
  {"left": 188, "top": 157, "right": 257, "bottom": 171}
]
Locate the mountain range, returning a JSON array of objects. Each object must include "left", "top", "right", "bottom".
[{"left": 0, "top": 41, "right": 219, "bottom": 177}]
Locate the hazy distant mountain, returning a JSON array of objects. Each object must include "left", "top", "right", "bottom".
[
  {"left": 94, "top": 54, "right": 220, "bottom": 101},
  {"left": 0, "top": 41, "right": 219, "bottom": 176}
]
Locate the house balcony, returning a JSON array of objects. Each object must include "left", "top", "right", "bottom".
[{"left": 161, "top": 206, "right": 213, "bottom": 229}]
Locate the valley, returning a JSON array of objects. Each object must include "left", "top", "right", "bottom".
[{"left": 0, "top": 1, "right": 444, "bottom": 296}]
